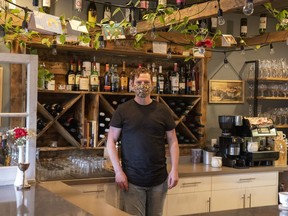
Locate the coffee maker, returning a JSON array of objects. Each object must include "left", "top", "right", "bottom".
[{"left": 218, "top": 115, "right": 246, "bottom": 168}]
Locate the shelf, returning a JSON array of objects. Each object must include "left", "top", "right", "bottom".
[
  {"left": 256, "top": 97, "right": 288, "bottom": 100},
  {"left": 38, "top": 146, "right": 105, "bottom": 152},
  {"left": 247, "top": 77, "right": 288, "bottom": 82},
  {"left": 275, "top": 125, "right": 288, "bottom": 129}
]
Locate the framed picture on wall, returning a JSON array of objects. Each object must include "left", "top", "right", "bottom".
[{"left": 209, "top": 80, "right": 244, "bottom": 103}]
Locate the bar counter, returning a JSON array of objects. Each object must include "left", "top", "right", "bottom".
[{"left": 1, "top": 161, "right": 288, "bottom": 216}]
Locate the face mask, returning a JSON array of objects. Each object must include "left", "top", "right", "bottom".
[{"left": 134, "top": 83, "right": 151, "bottom": 98}]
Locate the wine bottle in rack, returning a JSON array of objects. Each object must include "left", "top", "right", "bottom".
[
  {"left": 171, "top": 63, "right": 179, "bottom": 94},
  {"left": 178, "top": 66, "right": 186, "bottom": 94},
  {"left": 37, "top": 118, "right": 47, "bottom": 133},
  {"left": 67, "top": 60, "right": 76, "bottom": 91},
  {"left": 90, "top": 58, "right": 100, "bottom": 92}
]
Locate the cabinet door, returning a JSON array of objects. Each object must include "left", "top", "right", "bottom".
[
  {"left": 246, "top": 185, "right": 278, "bottom": 208},
  {"left": 211, "top": 189, "right": 245, "bottom": 212},
  {"left": 165, "top": 191, "right": 210, "bottom": 216}
]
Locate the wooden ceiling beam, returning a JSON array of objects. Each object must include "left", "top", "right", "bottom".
[{"left": 136, "top": 0, "right": 272, "bottom": 33}]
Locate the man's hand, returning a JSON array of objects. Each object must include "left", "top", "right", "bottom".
[
  {"left": 115, "top": 170, "right": 129, "bottom": 191},
  {"left": 168, "top": 169, "right": 179, "bottom": 189}
]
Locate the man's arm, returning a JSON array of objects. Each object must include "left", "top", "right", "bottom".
[
  {"left": 107, "top": 126, "right": 129, "bottom": 190},
  {"left": 166, "top": 129, "right": 179, "bottom": 189}
]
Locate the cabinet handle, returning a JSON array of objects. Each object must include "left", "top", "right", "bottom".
[
  {"left": 247, "top": 193, "right": 252, "bottom": 208},
  {"left": 241, "top": 194, "right": 245, "bottom": 208},
  {"left": 82, "top": 189, "right": 105, "bottom": 193},
  {"left": 239, "top": 178, "right": 256, "bottom": 182},
  {"left": 181, "top": 182, "right": 201, "bottom": 187},
  {"left": 207, "top": 197, "right": 211, "bottom": 212}
]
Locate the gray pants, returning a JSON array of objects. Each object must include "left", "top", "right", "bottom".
[{"left": 120, "top": 179, "right": 168, "bottom": 216}]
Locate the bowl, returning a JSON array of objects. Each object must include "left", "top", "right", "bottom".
[{"left": 279, "top": 192, "right": 288, "bottom": 207}]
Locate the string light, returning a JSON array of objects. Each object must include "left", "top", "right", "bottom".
[
  {"left": 269, "top": 43, "right": 275, "bottom": 55},
  {"left": 243, "top": 0, "right": 254, "bottom": 16},
  {"left": 217, "top": 0, "right": 225, "bottom": 26}
]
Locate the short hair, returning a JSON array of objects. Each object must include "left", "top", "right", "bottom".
[{"left": 131, "top": 67, "right": 152, "bottom": 83}]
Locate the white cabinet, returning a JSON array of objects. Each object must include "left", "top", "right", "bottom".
[
  {"left": 211, "top": 172, "right": 278, "bottom": 212},
  {"left": 163, "top": 176, "right": 211, "bottom": 216}
]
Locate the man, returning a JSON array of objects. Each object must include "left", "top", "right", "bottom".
[{"left": 107, "top": 67, "right": 179, "bottom": 216}]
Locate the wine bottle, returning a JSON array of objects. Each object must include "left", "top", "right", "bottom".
[
  {"left": 33, "top": 0, "right": 39, "bottom": 6},
  {"left": 151, "top": 63, "right": 158, "bottom": 94},
  {"left": 240, "top": 18, "right": 248, "bottom": 37},
  {"left": 164, "top": 70, "right": 171, "bottom": 94},
  {"left": 79, "top": 67, "right": 90, "bottom": 91},
  {"left": 37, "top": 118, "right": 47, "bottom": 132},
  {"left": 120, "top": 61, "right": 128, "bottom": 92},
  {"left": 171, "top": 63, "right": 179, "bottom": 94},
  {"left": 51, "top": 103, "right": 63, "bottom": 113},
  {"left": 157, "top": 65, "right": 165, "bottom": 94},
  {"left": 87, "top": 1, "right": 97, "bottom": 24},
  {"left": 74, "top": 0, "right": 82, "bottom": 12},
  {"left": 42, "top": 0, "right": 51, "bottom": 14},
  {"left": 67, "top": 60, "right": 76, "bottom": 91},
  {"left": 111, "top": 64, "right": 119, "bottom": 92},
  {"left": 104, "top": 64, "right": 111, "bottom": 92},
  {"left": 103, "top": 2, "right": 112, "bottom": 23},
  {"left": 178, "top": 66, "right": 186, "bottom": 94},
  {"left": 90, "top": 58, "right": 100, "bottom": 92},
  {"left": 75, "top": 60, "right": 82, "bottom": 91},
  {"left": 259, "top": 13, "right": 267, "bottom": 35}
]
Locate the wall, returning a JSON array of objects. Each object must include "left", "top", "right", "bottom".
[{"left": 206, "top": 13, "right": 288, "bottom": 142}]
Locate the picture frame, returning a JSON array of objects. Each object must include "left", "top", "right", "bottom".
[{"left": 209, "top": 80, "right": 244, "bottom": 103}]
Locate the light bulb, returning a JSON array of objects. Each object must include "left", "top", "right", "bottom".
[
  {"left": 217, "top": 9, "right": 225, "bottom": 26},
  {"left": 198, "top": 47, "right": 205, "bottom": 55},
  {"left": 243, "top": 0, "right": 254, "bottom": 16}
]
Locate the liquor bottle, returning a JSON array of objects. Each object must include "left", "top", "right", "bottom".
[
  {"left": 75, "top": 60, "right": 82, "bottom": 91},
  {"left": 151, "top": 63, "right": 158, "bottom": 94},
  {"left": 164, "top": 70, "right": 171, "bottom": 94},
  {"left": 90, "top": 59, "right": 100, "bottom": 92},
  {"left": 128, "top": 70, "right": 134, "bottom": 92},
  {"left": 259, "top": 13, "right": 267, "bottom": 35},
  {"left": 67, "top": 60, "right": 76, "bottom": 91},
  {"left": 120, "top": 61, "right": 128, "bottom": 92},
  {"left": 176, "top": 0, "right": 185, "bottom": 9},
  {"left": 87, "top": 1, "right": 97, "bottom": 24},
  {"left": 111, "top": 64, "right": 119, "bottom": 92},
  {"left": 104, "top": 64, "right": 111, "bottom": 92},
  {"left": 42, "top": 0, "right": 51, "bottom": 14},
  {"left": 74, "top": 0, "right": 82, "bottom": 12},
  {"left": 185, "top": 64, "right": 192, "bottom": 94},
  {"left": 171, "top": 63, "right": 179, "bottom": 94},
  {"left": 79, "top": 67, "right": 90, "bottom": 91},
  {"left": 103, "top": 2, "right": 111, "bottom": 22},
  {"left": 157, "top": 65, "right": 165, "bottom": 94},
  {"left": 178, "top": 66, "right": 186, "bottom": 94},
  {"left": 240, "top": 18, "right": 248, "bottom": 37}
]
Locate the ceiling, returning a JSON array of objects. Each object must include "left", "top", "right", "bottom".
[{"left": 166, "top": 0, "right": 288, "bottom": 16}]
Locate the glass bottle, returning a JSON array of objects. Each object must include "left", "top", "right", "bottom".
[
  {"left": 178, "top": 66, "right": 186, "bottom": 94},
  {"left": 42, "top": 0, "right": 51, "bottom": 14},
  {"left": 74, "top": 0, "right": 82, "bottom": 12},
  {"left": 157, "top": 65, "right": 165, "bottom": 94},
  {"left": 104, "top": 64, "right": 111, "bottom": 92},
  {"left": 120, "top": 61, "right": 128, "bottom": 92},
  {"left": 103, "top": 2, "right": 111, "bottom": 23},
  {"left": 67, "top": 60, "right": 76, "bottom": 91},
  {"left": 259, "top": 13, "right": 267, "bottom": 35},
  {"left": 151, "top": 63, "right": 158, "bottom": 94},
  {"left": 171, "top": 63, "right": 179, "bottom": 94},
  {"left": 87, "top": 1, "right": 97, "bottom": 24},
  {"left": 240, "top": 18, "right": 248, "bottom": 37},
  {"left": 111, "top": 64, "right": 119, "bottom": 92},
  {"left": 75, "top": 60, "right": 82, "bottom": 91},
  {"left": 90, "top": 59, "right": 100, "bottom": 92}
]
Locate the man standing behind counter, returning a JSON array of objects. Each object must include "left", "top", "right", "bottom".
[{"left": 107, "top": 67, "right": 179, "bottom": 216}]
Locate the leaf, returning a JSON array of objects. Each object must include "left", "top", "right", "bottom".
[
  {"left": 59, "top": 34, "right": 66, "bottom": 44},
  {"left": 255, "top": 45, "right": 261, "bottom": 49},
  {"left": 113, "top": 7, "right": 121, "bottom": 17}
]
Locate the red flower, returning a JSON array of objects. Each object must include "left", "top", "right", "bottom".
[{"left": 14, "top": 128, "right": 28, "bottom": 139}]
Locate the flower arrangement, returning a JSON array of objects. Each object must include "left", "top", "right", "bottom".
[
  {"left": 6, "top": 127, "right": 35, "bottom": 146},
  {"left": 196, "top": 38, "right": 213, "bottom": 48}
]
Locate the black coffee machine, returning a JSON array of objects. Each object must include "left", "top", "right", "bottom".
[{"left": 218, "top": 115, "right": 247, "bottom": 168}]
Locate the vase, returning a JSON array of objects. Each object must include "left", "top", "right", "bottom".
[{"left": 14, "top": 145, "right": 29, "bottom": 189}]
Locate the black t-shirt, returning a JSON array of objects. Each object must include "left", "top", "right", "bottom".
[{"left": 109, "top": 99, "right": 176, "bottom": 187}]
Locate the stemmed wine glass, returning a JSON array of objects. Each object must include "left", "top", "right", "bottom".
[{"left": 17, "top": 162, "right": 31, "bottom": 190}]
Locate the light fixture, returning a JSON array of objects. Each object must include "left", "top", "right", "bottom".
[
  {"left": 269, "top": 43, "right": 275, "bottom": 55},
  {"left": 240, "top": 45, "right": 245, "bottom": 55},
  {"left": 217, "top": 0, "right": 225, "bottom": 26},
  {"left": 243, "top": 0, "right": 254, "bottom": 16},
  {"left": 51, "top": 39, "right": 57, "bottom": 56}
]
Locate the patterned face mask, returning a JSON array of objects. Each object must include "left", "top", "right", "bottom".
[{"left": 133, "top": 83, "right": 152, "bottom": 98}]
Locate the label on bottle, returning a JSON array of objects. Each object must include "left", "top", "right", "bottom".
[
  {"left": 158, "top": 0, "right": 167, "bottom": 6},
  {"left": 120, "top": 77, "right": 128, "bottom": 89},
  {"left": 88, "top": 11, "right": 97, "bottom": 23},
  {"left": 241, "top": 26, "right": 247, "bottom": 34},
  {"left": 43, "top": 0, "right": 51, "bottom": 7},
  {"left": 259, "top": 16, "right": 267, "bottom": 29},
  {"left": 75, "top": 0, "right": 82, "bottom": 10},
  {"left": 79, "top": 77, "right": 89, "bottom": 91},
  {"left": 75, "top": 74, "right": 81, "bottom": 85},
  {"left": 171, "top": 76, "right": 179, "bottom": 93},
  {"left": 68, "top": 74, "right": 75, "bottom": 85},
  {"left": 90, "top": 74, "right": 99, "bottom": 85}
]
